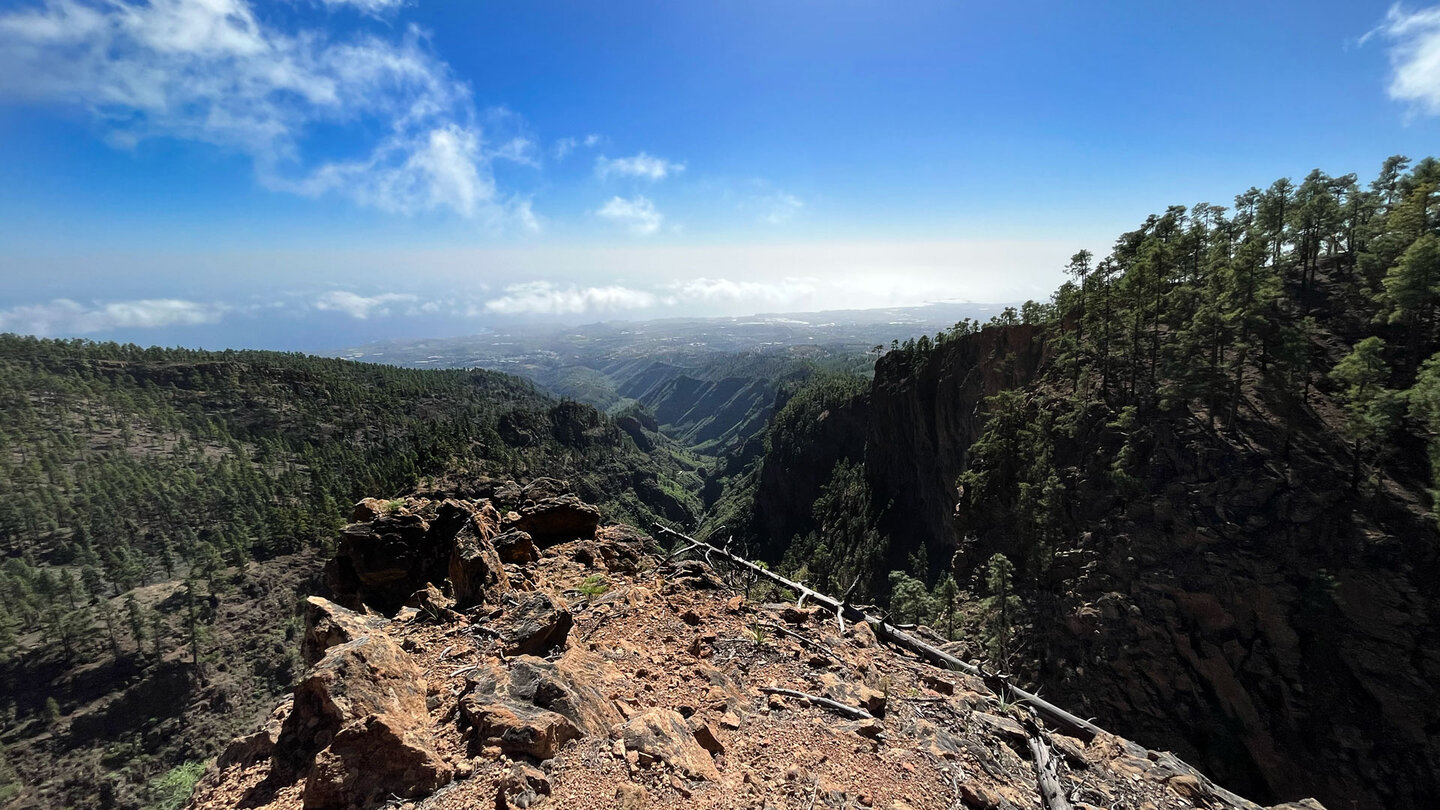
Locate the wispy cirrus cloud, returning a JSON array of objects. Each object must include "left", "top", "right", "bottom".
[
  {"left": 553, "top": 133, "right": 601, "bottom": 160},
  {"left": 0, "top": 298, "right": 227, "bottom": 336},
  {"left": 0, "top": 0, "right": 528, "bottom": 222},
  {"left": 320, "top": 0, "right": 408, "bottom": 16},
  {"left": 753, "top": 191, "right": 803, "bottom": 224},
  {"left": 595, "top": 152, "right": 684, "bottom": 181},
  {"left": 482, "top": 282, "right": 657, "bottom": 315},
  {"left": 1364, "top": 4, "right": 1440, "bottom": 116},
  {"left": 596, "top": 195, "right": 664, "bottom": 235}
]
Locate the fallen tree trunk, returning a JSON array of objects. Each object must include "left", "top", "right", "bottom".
[
  {"left": 1028, "top": 732, "right": 1075, "bottom": 810},
  {"left": 656, "top": 525, "right": 1103, "bottom": 741}
]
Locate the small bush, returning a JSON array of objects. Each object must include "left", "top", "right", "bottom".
[
  {"left": 141, "top": 760, "right": 207, "bottom": 810},
  {"left": 578, "top": 575, "right": 609, "bottom": 598}
]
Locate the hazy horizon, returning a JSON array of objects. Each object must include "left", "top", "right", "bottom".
[{"left": 2, "top": 0, "right": 1438, "bottom": 350}]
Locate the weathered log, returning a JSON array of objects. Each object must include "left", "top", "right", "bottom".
[
  {"left": 1027, "top": 733, "right": 1074, "bottom": 810},
  {"left": 759, "top": 687, "right": 874, "bottom": 720},
  {"left": 655, "top": 525, "right": 1104, "bottom": 741}
]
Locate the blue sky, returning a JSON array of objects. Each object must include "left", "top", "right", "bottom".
[{"left": 0, "top": 0, "right": 1438, "bottom": 349}]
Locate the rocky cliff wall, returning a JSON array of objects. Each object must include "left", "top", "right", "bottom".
[{"left": 746, "top": 324, "right": 1440, "bottom": 809}]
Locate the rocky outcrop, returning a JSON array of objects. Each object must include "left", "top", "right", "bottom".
[
  {"left": 614, "top": 708, "right": 721, "bottom": 782},
  {"left": 328, "top": 498, "right": 506, "bottom": 614},
  {"left": 496, "top": 591, "right": 573, "bottom": 656},
  {"left": 279, "top": 632, "right": 449, "bottom": 808},
  {"left": 198, "top": 495, "right": 1327, "bottom": 810},
  {"left": 450, "top": 515, "right": 509, "bottom": 610},
  {"left": 459, "top": 647, "right": 622, "bottom": 759},
  {"left": 513, "top": 495, "right": 601, "bottom": 545},
  {"left": 301, "top": 597, "right": 390, "bottom": 666}
]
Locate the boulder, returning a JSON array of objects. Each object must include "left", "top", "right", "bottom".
[
  {"left": 615, "top": 783, "right": 649, "bottom": 810},
  {"left": 614, "top": 708, "right": 721, "bottom": 781},
  {"left": 450, "top": 517, "right": 510, "bottom": 610},
  {"left": 301, "top": 596, "right": 390, "bottom": 667},
  {"left": 498, "top": 762, "right": 551, "bottom": 809},
  {"left": 498, "top": 591, "right": 573, "bottom": 656},
  {"left": 492, "top": 529, "right": 537, "bottom": 565},
  {"left": 520, "top": 477, "right": 571, "bottom": 503},
  {"left": 513, "top": 495, "right": 601, "bottom": 544},
  {"left": 331, "top": 510, "right": 447, "bottom": 613},
  {"left": 819, "top": 673, "right": 887, "bottom": 717},
  {"left": 507, "top": 648, "right": 623, "bottom": 734},
  {"left": 460, "top": 699, "right": 581, "bottom": 759},
  {"left": 667, "top": 560, "right": 723, "bottom": 590},
  {"left": 280, "top": 634, "right": 450, "bottom": 808},
  {"left": 349, "top": 497, "right": 392, "bottom": 523},
  {"left": 404, "top": 583, "right": 463, "bottom": 624}
]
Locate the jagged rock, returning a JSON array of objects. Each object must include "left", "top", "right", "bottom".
[
  {"left": 498, "top": 591, "right": 573, "bottom": 656},
  {"left": 404, "top": 583, "right": 463, "bottom": 623},
  {"left": 615, "top": 783, "right": 649, "bottom": 810},
  {"left": 520, "top": 477, "right": 571, "bottom": 503},
  {"left": 507, "top": 648, "right": 623, "bottom": 734},
  {"left": 301, "top": 596, "right": 390, "bottom": 667},
  {"left": 330, "top": 507, "right": 452, "bottom": 613},
  {"left": 460, "top": 698, "right": 581, "bottom": 759},
  {"left": 846, "top": 621, "right": 877, "bottom": 647},
  {"left": 498, "top": 762, "right": 551, "bottom": 809},
  {"left": 350, "top": 497, "right": 392, "bottom": 523},
  {"left": 904, "top": 717, "right": 963, "bottom": 758},
  {"left": 667, "top": 559, "right": 723, "bottom": 590},
  {"left": 218, "top": 698, "right": 291, "bottom": 768},
  {"left": 614, "top": 708, "right": 721, "bottom": 781},
  {"left": 972, "top": 711, "right": 1027, "bottom": 744},
  {"left": 819, "top": 673, "right": 886, "bottom": 717},
  {"left": 513, "top": 495, "right": 601, "bottom": 544},
  {"left": 450, "top": 514, "right": 510, "bottom": 610},
  {"left": 689, "top": 719, "right": 725, "bottom": 754},
  {"left": 492, "top": 529, "right": 537, "bottom": 564},
  {"left": 281, "top": 634, "right": 450, "bottom": 808}
]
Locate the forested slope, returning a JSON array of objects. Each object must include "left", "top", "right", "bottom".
[
  {"left": 714, "top": 156, "right": 1440, "bottom": 810},
  {"left": 0, "top": 337, "right": 705, "bottom": 809}
]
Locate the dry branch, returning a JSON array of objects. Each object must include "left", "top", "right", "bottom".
[
  {"left": 760, "top": 687, "right": 874, "bottom": 720},
  {"left": 759, "top": 621, "right": 846, "bottom": 665},
  {"left": 656, "top": 525, "right": 1103, "bottom": 741},
  {"left": 1027, "top": 733, "right": 1074, "bottom": 810}
]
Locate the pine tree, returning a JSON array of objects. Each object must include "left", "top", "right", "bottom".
[
  {"left": 980, "top": 553, "right": 1021, "bottom": 670},
  {"left": 125, "top": 594, "right": 146, "bottom": 656},
  {"left": 1330, "top": 337, "right": 1402, "bottom": 487},
  {"left": 931, "top": 574, "right": 960, "bottom": 640}
]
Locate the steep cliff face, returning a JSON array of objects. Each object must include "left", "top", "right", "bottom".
[
  {"left": 743, "top": 324, "right": 1440, "bottom": 810},
  {"left": 863, "top": 325, "right": 1047, "bottom": 569}
]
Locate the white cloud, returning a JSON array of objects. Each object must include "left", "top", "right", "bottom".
[
  {"left": 667, "top": 277, "right": 818, "bottom": 306},
  {"left": 320, "top": 0, "right": 408, "bottom": 16},
  {"left": 596, "top": 152, "right": 684, "bottom": 181},
  {"left": 483, "top": 282, "right": 657, "bottom": 315},
  {"left": 1365, "top": 4, "right": 1440, "bottom": 115},
  {"left": 313, "top": 290, "right": 417, "bottom": 318},
  {"left": 554, "top": 133, "right": 602, "bottom": 160},
  {"left": 596, "top": 195, "right": 663, "bottom": 235},
  {"left": 0, "top": 298, "right": 226, "bottom": 336},
  {"left": 0, "top": 0, "right": 524, "bottom": 220}
]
